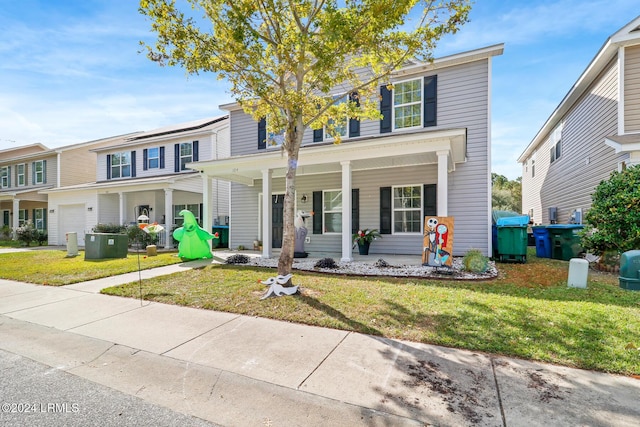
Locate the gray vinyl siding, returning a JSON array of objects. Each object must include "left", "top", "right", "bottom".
[
  {"left": 624, "top": 44, "right": 640, "bottom": 133},
  {"left": 523, "top": 58, "right": 625, "bottom": 225}
]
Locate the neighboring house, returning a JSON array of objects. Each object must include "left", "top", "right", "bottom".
[
  {"left": 190, "top": 44, "right": 504, "bottom": 260},
  {"left": 518, "top": 16, "right": 640, "bottom": 225},
  {"left": 44, "top": 116, "right": 230, "bottom": 247},
  {"left": 0, "top": 138, "right": 135, "bottom": 239}
]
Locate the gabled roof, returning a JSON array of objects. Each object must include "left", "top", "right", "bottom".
[
  {"left": 91, "top": 115, "right": 229, "bottom": 152},
  {"left": 518, "top": 15, "right": 640, "bottom": 163}
]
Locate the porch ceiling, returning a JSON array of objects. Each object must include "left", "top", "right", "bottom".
[{"left": 190, "top": 127, "right": 466, "bottom": 185}]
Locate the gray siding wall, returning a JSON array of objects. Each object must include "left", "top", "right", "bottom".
[
  {"left": 523, "top": 58, "right": 627, "bottom": 225},
  {"left": 229, "top": 59, "right": 491, "bottom": 255},
  {"left": 624, "top": 44, "right": 640, "bottom": 133}
]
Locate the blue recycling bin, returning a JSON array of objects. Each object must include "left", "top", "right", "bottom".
[{"left": 532, "top": 226, "right": 551, "bottom": 258}]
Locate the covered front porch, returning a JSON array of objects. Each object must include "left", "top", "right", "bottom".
[
  {"left": 0, "top": 188, "right": 51, "bottom": 239},
  {"left": 190, "top": 128, "right": 467, "bottom": 261}
]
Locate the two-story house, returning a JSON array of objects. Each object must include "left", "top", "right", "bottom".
[
  {"left": 1, "top": 137, "right": 135, "bottom": 239},
  {"left": 518, "top": 16, "right": 640, "bottom": 225},
  {"left": 190, "top": 44, "right": 503, "bottom": 260},
  {"left": 44, "top": 116, "right": 229, "bottom": 247}
]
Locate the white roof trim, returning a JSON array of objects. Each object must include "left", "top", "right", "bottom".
[
  {"left": 518, "top": 15, "right": 640, "bottom": 163},
  {"left": 605, "top": 134, "right": 640, "bottom": 153}
]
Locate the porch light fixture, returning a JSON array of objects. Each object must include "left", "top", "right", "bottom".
[
  {"left": 49, "top": 209, "right": 55, "bottom": 214},
  {"left": 87, "top": 207, "right": 93, "bottom": 211},
  {"left": 301, "top": 194, "right": 308, "bottom": 203}
]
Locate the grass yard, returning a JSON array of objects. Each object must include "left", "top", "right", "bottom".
[
  {"left": 0, "top": 249, "right": 182, "bottom": 285},
  {"left": 101, "top": 249, "right": 640, "bottom": 376}
]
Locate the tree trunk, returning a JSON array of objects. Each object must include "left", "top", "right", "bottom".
[{"left": 277, "top": 118, "right": 303, "bottom": 280}]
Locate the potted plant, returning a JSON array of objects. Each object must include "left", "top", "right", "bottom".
[{"left": 352, "top": 228, "right": 381, "bottom": 255}]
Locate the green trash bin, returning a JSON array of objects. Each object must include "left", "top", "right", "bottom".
[
  {"left": 496, "top": 225, "right": 528, "bottom": 262},
  {"left": 212, "top": 226, "right": 229, "bottom": 248},
  {"left": 546, "top": 225, "right": 584, "bottom": 261}
]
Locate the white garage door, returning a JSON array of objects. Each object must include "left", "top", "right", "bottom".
[{"left": 59, "top": 204, "right": 86, "bottom": 246}]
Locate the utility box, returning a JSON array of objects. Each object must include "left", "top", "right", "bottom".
[
  {"left": 619, "top": 250, "right": 640, "bottom": 291},
  {"left": 85, "top": 233, "right": 129, "bottom": 260}
]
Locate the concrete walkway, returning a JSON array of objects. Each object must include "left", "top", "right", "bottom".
[{"left": 0, "top": 259, "right": 639, "bottom": 426}]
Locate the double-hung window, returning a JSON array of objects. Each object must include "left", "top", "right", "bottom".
[
  {"left": 33, "top": 160, "right": 45, "bottom": 184},
  {"left": 173, "top": 203, "right": 200, "bottom": 226},
  {"left": 179, "top": 142, "right": 193, "bottom": 170},
  {"left": 393, "top": 185, "right": 422, "bottom": 233},
  {"left": 147, "top": 147, "right": 159, "bottom": 169},
  {"left": 18, "top": 209, "right": 27, "bottom": 226},
  {"left": 110, "top": 152, "right": 131, "bottom": 179},
  {"left": 0, "top": 167, "right": 8, "bottom": 188},
  {"left": 393, "top": 79, "right": 422, "bottom": 130},
  {"left": 326, "top": 95, "right": 348, "bottom": 140},
  {"left": 323, "top": 190, "right": 342, "bottom": 233},
  {"left": 17, "top": 164, "right": 25, "bottom": 186},
  {"left": 34, "top": 208, "right": 45, "bottom": 230},
  {"left": 550, "top": 123, "right": 563, "bottom": 164}
]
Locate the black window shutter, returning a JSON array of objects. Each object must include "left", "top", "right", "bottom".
[
  {"left": 193, "top": 140, "right": 199, "bottom": 161},
  {"left": 348, "top": 92, "right": 360, "bottom": 138},
  {"left": 7, "top": 166, "right": 10, "bottom": 187},
  {"left": 313, "top": 128, "right": 323, "bottom": 142},
  {"left": 380, "top": 187, "right": 392, "bottom": 234},
  {"left": 143, "top": 149, "right": 148, "bottom": 170},
  {"left": 380, "top": 85, "right": 392, "bottom": 133},
  {"left": 24, "top": 209, "right": 28, "bottom": 220},
  {"left": 424, "top": 75, "right": 437, "bottom": 127},
  {"left": 32, "top": 209, "right": 35, "bottom": 225},
  {"left": 258, "top": 118, "right": 267, "bottom": 149},
  {"left": 131, "top": 151, "right": 136, "bottom": 177},
  {"left": 351, "top": 188, "right": 359, "bottom": 234},
  {"left": 32, "top": 162, "right": 35, "bottom": 184},
  {"left": 423, "top": 184, "right": 437, "bottom": 217},
  {"left": 106, "top": 155, "right": 111, "bottom": 179},
  {"left": 312, "top": 191, "right": 323, "bottom": 234},
  {"left": 174, "top": 144, "right": 180, "bottom": 172},
  {"left": 43, "top": 210, "right": 47, "bottom": 230},
  {"left": 159, "top": 146, "right": 165, "bottom": 169},
  {"left": 42, "top": 160, "right": 47, "bottom": 184}
]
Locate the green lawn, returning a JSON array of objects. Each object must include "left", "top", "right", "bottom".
[
  {"left": 101, "top": 249, "right": 640, "bottom": 376},
  {"left": 0, "top": 249, "right": 182, "bottom": 285}
]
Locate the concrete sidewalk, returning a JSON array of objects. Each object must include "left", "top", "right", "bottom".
[{"left": 1, "top": 262, "right": 639, "bottom": 426}]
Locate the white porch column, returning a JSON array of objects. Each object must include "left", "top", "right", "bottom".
[
  {"left": 436, "top": 150, "right": 449, "bottom": 217},
  {"left": 164, "top": 189, "right": 174, "bottom": 249},
  {"left": 262, "top": 169, "right": 272, "bottom": 258},
  {"left": 202, "top": 175, "right": 213, "bottom": 250},
  {"left": 12, "top": 198, "right": 20, "bottom": 240},
  {"left": 118, "top": 192, "right": 125, "bottom": 226},
  {"left": 341, "top": 161, "right": 353, "bottom": 262}
]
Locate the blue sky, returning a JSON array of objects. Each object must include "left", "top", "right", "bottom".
[{"left": 1, "top": 1, "right": 638, "bottom": 179}]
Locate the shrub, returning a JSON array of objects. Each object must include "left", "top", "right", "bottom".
[
  {"left": 36, "top": 230, "right": 48, "bottom": 246},
  {"left": 93, "top": 223, "right": 126, "bottom": 234},
  {"left": 126, "top": 225, "right": 158, "bottom": 248},
  {"left": 462, "top": 249, "right": 489, "bottom": 273},
  {"left": 0, "top": 225, "right": 11, "bottom": 240},
  {"left": 15, "top": 221, "right": 37, "bottom": 247},
  {"left": 226, "top": 254, "right": 250, "bottom": 264},
  {"left": 582, "top": 165, "right": 640, "bottom": 255},
  {"left": 314, "top": 257, "right": 338, "bottom": 269}
]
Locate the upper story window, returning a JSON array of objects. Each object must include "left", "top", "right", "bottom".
[
  {"left": 110, "top": 152, "right": 131, "bottom": 179},
  {"left": 268, "top": 125, "right": 285, "bottom": 149},
  {"left": 33, "top": 160, "right": 46, "bottom": 184},
  {"left": 394, "top": 79, "right": 423, "bottom": 130},
  {"left": 17, "top": 164, "right": 25, "bottom": 186},
  {"left": 393, "top": 185, "right": 422, "bottom": 233},
  {"left": 0, "top": 166, "right": 9, "bottom": 188},
  {"left": 147, "top": 147, "right": 159, "bottom": 169},
  {"left": 174, "top": 141, "right": 199, "bottom": 171},
  {"left": 380, "top": 75, "right": 437, "bottom": 134},
  {"left": 550, "top": 123, "right": 563, "bottom": 164}
]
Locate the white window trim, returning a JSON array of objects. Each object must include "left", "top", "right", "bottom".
[
  {"left": 17, "top": 163, "right": 25, "bottom": 186},
  {"left": 33, "top": 160, "right": 45, "bottom": 184},
  {"left": 392, "top": 184, "right": 423, "bottom": 235},
  {"left": 18, "top": 209, "right": 27, "bottom": 226},
  {"left": 392, "top": 77, "right": 423, "bottom": 132},
  {"left": 0, "top": 166, "right": 8, "bottom": 188},
  {"left": 179, "top": 142, "right": 194, "bottom": 170},
  {"left": 110, "top": 152, "right": 132, "bottom": 179},
  {"left": 173, "top": 203, "right": 201, "bottom": 226},
  {"left": 323, "top": 189, "right": 343, "bottom": 234},
  {"left": 34, "top": 208, "right": 45, "bottom": 230},
  {"left": 147, "top": 147, "right": 160, "bottom": 169},
  {"left": 324, "top": 94, "right": 349, "bottom": 142}
]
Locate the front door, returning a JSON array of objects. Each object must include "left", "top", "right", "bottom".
[{"left": 272, "top": 194, "right": 284, "bottom": 248}]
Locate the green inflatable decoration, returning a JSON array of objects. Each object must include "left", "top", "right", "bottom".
[{"left": 172, "top": 209, "right": 214, "bottom": 260}]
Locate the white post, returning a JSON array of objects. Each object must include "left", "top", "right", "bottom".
[
  {"left": 118, "top": 192, "right": 125, "bottom": 226},
  {"left": 202, "top": 175, "right": 213, "bottom": 250},
  {"left": 341, "top": 161, "right": 352, "bottom": 262},
  {"left": 437, "top": 150, "right": 449, "bottom": 217},
  {"left": 12, "top": 198, "right": 20, "bottom": 240},
  {"left": 164, "top": 189, "right": 174, "bottom": 249},
  {"left": 262, "top": 169, "right": 272, "bottom": 258}
]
